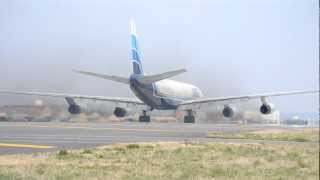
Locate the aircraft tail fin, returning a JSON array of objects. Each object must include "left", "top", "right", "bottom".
[
  {"left": 136, "top": 69, "right": 187, "bottom": 84},
  {"left": 130, "top": 20, "right": 144, "bottom": 75}
]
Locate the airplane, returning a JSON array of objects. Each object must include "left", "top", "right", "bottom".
[{"left": 0, "top": 20, "right": 318, "bottom": 123}]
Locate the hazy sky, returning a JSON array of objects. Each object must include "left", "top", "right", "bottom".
[{"left": 0, "top": 0, "right": 318, "bottom": 114}]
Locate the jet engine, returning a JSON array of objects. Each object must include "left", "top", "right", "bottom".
[
  {"left": 259, "top": 103, "right": 275, "bottom": 115},
  {"left": 222, "top": 105, "right": 235, "bottom": 118},
  {"left": 65, "top": 97, "right": 81, "bottom": 114},
  {"left": 68, "top": 104, "right": 81, "bottom": 114},
  {"left": 113, "top": 107, "right": 129, "bottom": 117}
]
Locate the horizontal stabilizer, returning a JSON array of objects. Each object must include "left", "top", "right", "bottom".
[
  {"left": 137, "top": 68, "right": 187, "bottom": 84},
  {"left": 73, "top": 70, "right": 129, "bottom": 84}
]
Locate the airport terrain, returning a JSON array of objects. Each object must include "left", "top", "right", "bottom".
[{"left": 0, "top": 122, "right": 318, "bottom": 180}]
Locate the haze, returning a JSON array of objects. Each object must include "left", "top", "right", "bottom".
[{"left": 0, "top": 0, "right": 318, "bottom": 115}]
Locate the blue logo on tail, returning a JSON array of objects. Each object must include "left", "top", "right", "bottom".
[{"left": 130, "top": 20, "right": 144, "bottom": 75}]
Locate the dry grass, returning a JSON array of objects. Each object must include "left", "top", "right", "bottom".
[
  {"left": 0, "top": 141, "right": 318, "bottom": 180},
  {"left": 208, "top": 128, "right": 319, "bottom": 142}
]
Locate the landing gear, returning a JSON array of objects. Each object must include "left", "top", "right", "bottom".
[
  {"left": 139, "top": 110, "right": 151, "bottom": 122},
  {"left": 184, "top": 110, "right": 195, "bottom": 123}
]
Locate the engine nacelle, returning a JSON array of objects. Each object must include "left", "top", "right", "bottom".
[
  {"left": 113, "top": 107, "right": 129, "bottom": 117},
  {"left": 222, "top": 105, "right": 235, "bottom": 118},
  {"left": 260, "top": 103, "right": 275, "bottom": 115},
  {"left": 68, "top": 104, "right": 81, "bottom": 114}
]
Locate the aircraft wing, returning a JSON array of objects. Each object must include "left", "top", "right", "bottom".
[
  {"left": 177, "top": 90, "right": 319, "bottom": 110},
  {"left": 0, "top": 91, "right": 145, "bottom": 105}
]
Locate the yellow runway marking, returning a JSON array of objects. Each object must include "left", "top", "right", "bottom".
[{"left": 0, "top": 143, "right": 55, "bottom": 149}]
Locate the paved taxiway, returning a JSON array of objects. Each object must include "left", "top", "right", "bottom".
[{"left": 0, "top": 122, "right": 312, "bottom": 154}]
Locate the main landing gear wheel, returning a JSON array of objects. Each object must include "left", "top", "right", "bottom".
[
  {"left": 184, "top": 110, "right": 195, "bottom": 123},
  {"left": 139, "top": 110, "right": 151, "bottom": 122}
]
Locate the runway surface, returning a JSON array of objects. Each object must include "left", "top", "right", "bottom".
[{"left": 0, "top": 122, "right": 311, "bottom": 155}]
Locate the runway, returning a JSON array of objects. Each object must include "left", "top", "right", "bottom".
[{"left": 0, "top": 122, "right": 311, "bottom": 154}]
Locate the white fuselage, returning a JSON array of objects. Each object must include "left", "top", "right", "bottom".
[
  {"left": 130, "top": 75, "right": 203, "bottom": 110},
  {"left": 154, "top": 79, "right": 203, "bottom": 100}
]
